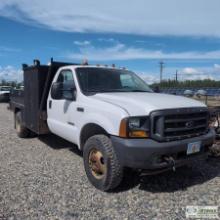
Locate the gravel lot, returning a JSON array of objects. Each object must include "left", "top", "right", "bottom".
[{"left": 0, "top": 103, "right": 220, "bottom": 220}]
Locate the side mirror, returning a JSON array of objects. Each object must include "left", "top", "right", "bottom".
[
  {"left": 152, "top": 86, "right": 160, "bottom": 93},
  {"left": 62, "top": 83, "right": 76, "bottom": 101},
  {"left": 51, "top": 82, "right": 63, "bottom": 100}
]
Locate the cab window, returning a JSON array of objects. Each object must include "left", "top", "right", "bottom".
[{"left": 57, "top": 70, "right": 74, "bottom": 83}]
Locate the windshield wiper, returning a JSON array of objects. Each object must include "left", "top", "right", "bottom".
[
  {"left": 86, "top": 89, "right": 152, "bottom": 93},
  {"left": 87, "top": 89, "right": 119, "bottom": 93},
  {"left": 129, "top": 89, "right": 151, "bottom": 92},
  {"left": 87, "top": 88, "right": 132, "bottom": 93}
]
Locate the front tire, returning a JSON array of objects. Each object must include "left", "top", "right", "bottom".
[
  {"left": 83, "top": 134, "right": 123, "bottom": 191},
  {"left": 15, "top": 111, "right": 30, "bottom": 138}
]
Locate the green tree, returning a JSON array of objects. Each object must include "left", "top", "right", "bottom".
[{"left": 152, "top": 79, "right": 220, "bottom": 89}]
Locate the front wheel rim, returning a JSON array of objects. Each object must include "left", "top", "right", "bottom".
[{"left": 88, "top": 148, "right": 106, "bottom": 179}]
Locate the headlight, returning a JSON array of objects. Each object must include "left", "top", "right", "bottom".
[
  {"left": 128, "top": 118, "right": 140, "bottom": 129},
  {"left": 119, "top": 116, "right": 150, "bottom": 138}
]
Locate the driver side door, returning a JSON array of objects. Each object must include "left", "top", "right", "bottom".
[{"left": 47, "top": 69, "right": 78, "bottom": 142}]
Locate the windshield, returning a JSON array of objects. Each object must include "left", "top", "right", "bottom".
[{"left": 76, "top": 67, "right": 153, "bottom": 94}]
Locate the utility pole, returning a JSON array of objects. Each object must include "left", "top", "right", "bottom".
[
  {"left": 175, "top": 69, "right": 178, "bottom": 82},
  {"left": 159, "top": 61, "right": 164, "bottom": 83}
]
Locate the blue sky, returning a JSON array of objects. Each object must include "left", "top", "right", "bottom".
[{"left": 0, "top": 0, "right": 220, "bottom": 83}]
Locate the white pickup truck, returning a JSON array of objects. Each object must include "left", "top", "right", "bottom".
[
  {"left": 0, "top": 86, "right": 11, "bottom": 102},
  {"left": 10, "top": 59, "right": 215, "bottom": 191}
]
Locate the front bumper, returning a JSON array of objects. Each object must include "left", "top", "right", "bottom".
[{"left": 111, "top": 128, "right": 215, "bottom": 170}]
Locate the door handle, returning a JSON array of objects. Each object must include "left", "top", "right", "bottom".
[
  {"left": 49, "top": 100, "right": 52, "bottom": 109},
  {"left": 77, "top": 107, "right": 84, "bottom": 112}
]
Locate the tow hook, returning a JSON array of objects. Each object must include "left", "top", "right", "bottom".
[{"left": 163, "top": 156, "right": 176, "bottom": 172}]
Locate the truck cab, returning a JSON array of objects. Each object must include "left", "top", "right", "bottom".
[{"left": 10, "top": 60, "right": 215, "bottom": 191}]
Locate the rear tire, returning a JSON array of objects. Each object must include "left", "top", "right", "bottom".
[
  {"left": 15, "top": 111, "right": 30, "bottom": 138},
  {"left": 83, "top": 134, "right": 123, "bottom": 191}
]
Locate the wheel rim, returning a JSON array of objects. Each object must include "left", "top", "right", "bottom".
[
  {"left": 15, "top": 116, "right": 21, "bottom": 132},
  {"left": 88, "top": 148, "right": 106, "bottom": 179}
]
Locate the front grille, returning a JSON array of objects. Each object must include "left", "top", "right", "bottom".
[{"left": 151, "top": 108, "right": 209, "bottom": 142}]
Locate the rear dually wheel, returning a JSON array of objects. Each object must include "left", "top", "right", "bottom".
[{"left": 15, "top": 111, "right": 30, "bottom": 138}]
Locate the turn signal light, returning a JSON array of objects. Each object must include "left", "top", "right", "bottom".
[
  {"left": 129, "top": 131, "right": 149, "bottom": 138},
  {"left": 119, "top": 118, "right": 127, "bottom": 138}
]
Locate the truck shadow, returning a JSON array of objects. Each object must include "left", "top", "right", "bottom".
[
  {"left": 38, "top": 134, "right": 220, "bottom": 193},
  {"left": 115, "top": 157, "right": 220, "bottom": 193},
  {"left": 39, "top": 134, "right": 82, "bottom": 157}
]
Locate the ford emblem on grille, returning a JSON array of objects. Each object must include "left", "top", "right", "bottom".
[{"left": 185, "top": 121, "right": 194, "bottom": 128}]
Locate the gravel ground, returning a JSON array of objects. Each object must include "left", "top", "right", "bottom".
[{"left": 0, "top": 103, "right": 220, "bottom": 220}]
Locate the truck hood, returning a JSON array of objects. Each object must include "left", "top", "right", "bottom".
[{"left": 92, "top": 92, "right": 206, "bottom": 116}]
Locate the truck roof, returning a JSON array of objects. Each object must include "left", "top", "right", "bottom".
[{"left": 60, "top": 64, "right": 128, "bottom": 71}]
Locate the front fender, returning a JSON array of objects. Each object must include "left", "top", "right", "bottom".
[
  {"left": 80, "top": 113, "right": 118, "bottom": 135},
  {"left": 76, "top": 112, "right": 123, "bottom": 148}
]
